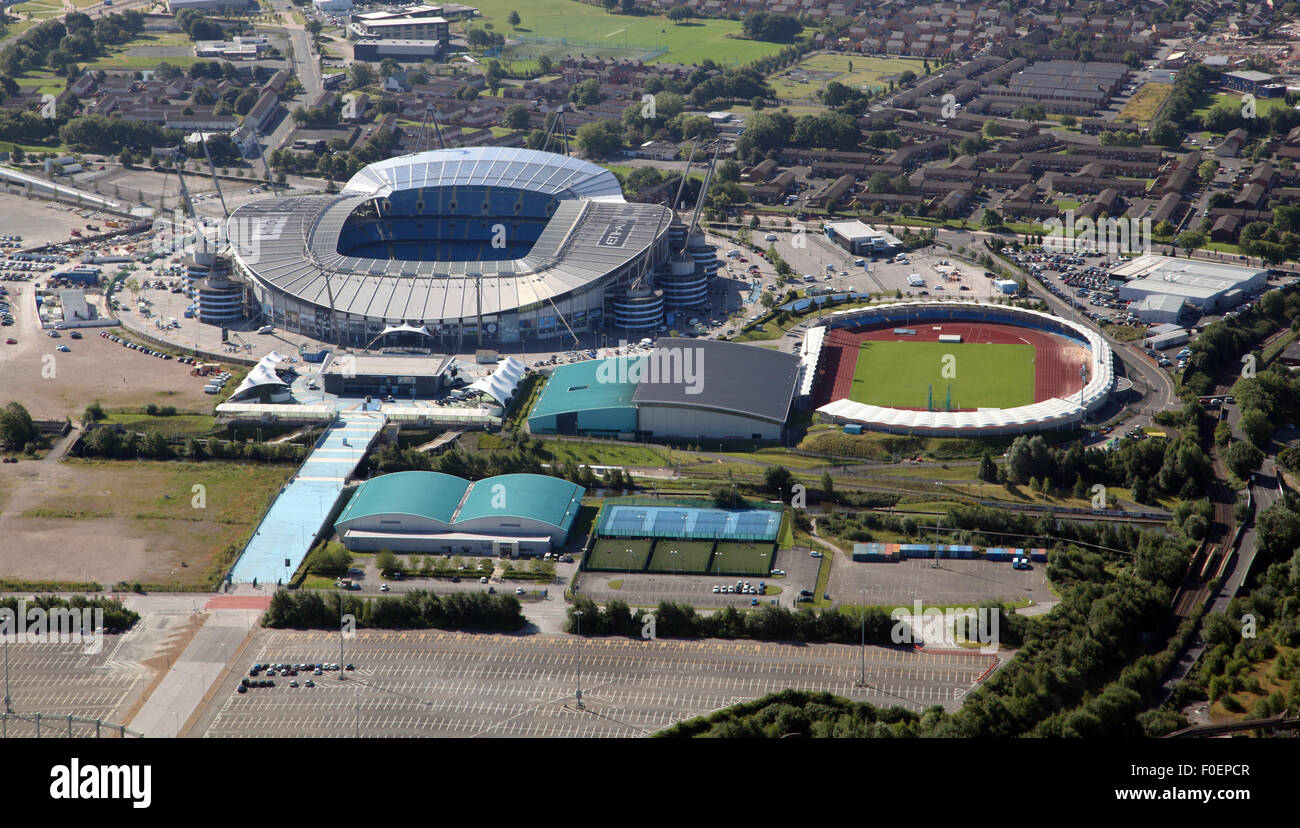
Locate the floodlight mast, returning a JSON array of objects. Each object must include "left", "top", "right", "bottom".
[{"left": 682, "top": 141, "right": 719, "bottom": 255}]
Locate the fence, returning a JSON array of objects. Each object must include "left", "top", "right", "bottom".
[{"left": 1, "top": 712, "right": 143, "bottom": 738}]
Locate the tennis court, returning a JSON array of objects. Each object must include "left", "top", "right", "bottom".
[{"left": 709, "top": 542, "right": 777, "bottom": 576}]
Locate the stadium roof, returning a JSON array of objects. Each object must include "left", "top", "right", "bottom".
[
  {"left": 341, "top": 147, "right": 624, "bottom": 202},
  {"left": 229, "top": 148, "right": 674, "bottom": 322},
  {"left": 630, "top": 338, "right": 799, "bottom": 424},
  {"left": 335, "top": 471, "right": 583, "bottom": 534},
  {"left": 530, "top": 358, "right": 639, "bottom": 419}
]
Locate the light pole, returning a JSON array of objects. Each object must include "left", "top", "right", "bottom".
[
  {"left": 3, "top": 634, "right": 11, "bottom": 714},
  {"left": 856, "top": 588, "right": 869, "bottom": 687},
  {"left": 933, "top": 482, "right": 943, "bottom": 568},
  {"left": 573, "top": 610, "right": 584, "bottom": 710}
]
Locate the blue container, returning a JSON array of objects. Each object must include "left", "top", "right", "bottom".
[{"left": 843, "top": 424, "right": 863, "bottom": 435}]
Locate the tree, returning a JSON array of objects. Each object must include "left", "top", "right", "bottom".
[
  {"left": 1239, "top": 408, "right": 1273, "bottom": 449},
  {"left": 668, "top": 6, "right": 692, "bottom": 23},
  {"left": 1059, "top": 114, "right": 1077, "bottom": 127},
  {"left": 573, "top": 119, "right": 623, "bottom": 158},
  {"left": 507, "top": 10, "right": 520, "bottom": 28},
  {"left": 349, "top": 63, "right": 375, "bottom": 88},
  {"left": 602, "top": 0, "right": 617, "bottom": 11},
  {"left": 978, "top": 450, "right": 997, "bottom": 483},
  {"left": 763, "top": 465, "right": 796, "bottom": 499},
  {"left": 1223, "top": 440, "right": 1263, "bottom": 480},
  {"left": 981, "top": 208, "right": 1003, "bottom": 230},
  {"left": 376, "top": 550, "right": 400, "bottom": 577},
  {"left": 820, "top": 470, "right": 834, "bottom": 498},
  {"left": 503, "top": 103, "right": 529, "bottom": 130},
  {"left": 0, "top": 401, "right": 37, "bottom": 449},
  {"left": 620, "top": 0, "right": 635, "bottom": 12},
  {"left": 1175, "top": 230, "right": 1205, "bottom": 255}
]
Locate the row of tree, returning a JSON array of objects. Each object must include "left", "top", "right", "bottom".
[{"left": 263, "top": 589, "right": 526, "bottom": 631}]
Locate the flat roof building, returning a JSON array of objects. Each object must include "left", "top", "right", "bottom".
[
  {"left": 1113, "top": 255, "right": 1266, "bottom": 313},
  {"left": 321, "top": 353, "right": 454, "bottom": 397},
  {"left": 823, "top": 220, "right": 904, "bottom": 255}
]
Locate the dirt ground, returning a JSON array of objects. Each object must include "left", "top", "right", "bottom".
[
  {"left": 0, "top": 191, "right": 115, "bottom": 246},
  {"left": 0, "top": 282, "right": 228, "bottom": 420},
  {"left": 0, "top": 459, "right": 292, "bottom": 585}
]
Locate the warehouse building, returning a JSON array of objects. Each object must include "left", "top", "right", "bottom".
[
  {"left": 334, "top": 471, "right": 584, "bottom": 556},
  {"left": 1130, "top": 293, "right": 1186, "bottom": 324},
  {"left": 823, "top": 220, "right": 904, "bottom": 255},
  {"left": 1113, "top": 255, "right": 1266, "bottom": 314},
  {"left": 528, "top": 338, "right": 799, "bottom": 441}
]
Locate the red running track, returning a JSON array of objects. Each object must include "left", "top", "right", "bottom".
[{"left": 813, "top": 321, "right": 1089, "bottom": 410}]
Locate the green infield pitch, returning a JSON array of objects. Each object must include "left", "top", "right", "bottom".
[
  {"left": 710, "top": 542, "right": 776, "bottom": 576},
  {"left": 647, "top": 540, "right": 714, "bottom": 574},
  {"left": 587, "top": 538, "right": 652, "bottom": 572},
  {"left": 850, "top": 341, "right": 1036, "bottom": 409}
]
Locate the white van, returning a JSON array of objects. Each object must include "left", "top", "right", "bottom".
[
  {"left": 894, "top": 254, "right": 908, "bottom": 264},
  {"left": 764, "top": 233, "right": 778, "bottom": 241},
  {"left": 258, "top": 325, "right": 274, "bottom": 335},
  {"left": 203, "top": 384, "right": 221, "bottom": 394}
]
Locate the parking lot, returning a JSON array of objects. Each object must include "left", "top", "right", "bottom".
[
  {"left": 0, "top": 636, "right": 150, "bottom": 736},
  {"left": 577, "top": 548, "right": 820, "bottom": 609},
  {"left": 828, "top": 557, "right": 1052, "bottom": 609},
  {"left": 198, "top": 628, "right": 993, "bottom": 737}
]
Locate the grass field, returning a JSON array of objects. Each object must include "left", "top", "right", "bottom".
[
  {"left": 586, "top": 537, "right": 652, "bottom": 571},
  {"left": 0, "top": 459, "right": 292, "bottom": 586},
  {"left": 1116, "top": 82, "right": 1173, "bottom": 126},
  {"left": 711, "top": 541, "right": 775, "bottom": 576},
  {"left": 647, "top": 539, "right": 713, "bottom": 573},
  {"left": 1193, "top": 92, "right": 1291, "bottom": 124},
  {"left": 769, "top": 54, "right": 927, "bottom": 101},
  {"left": 464, "top": 0, "right": 785, "bottom": 66},
  {"left": 849, "top": 340, "right": 1035, "bottom": 410}
]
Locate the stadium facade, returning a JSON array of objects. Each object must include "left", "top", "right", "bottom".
[{"left": 227, "top": 148, "right": 707, "bottom": 349}]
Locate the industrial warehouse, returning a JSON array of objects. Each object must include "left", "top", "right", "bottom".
[
  {"left": 527, "top": 338, "right": 801, "bottom": 440},
  {"left": 1113, "top": 255, "right": 1267, "bottom": 314}
]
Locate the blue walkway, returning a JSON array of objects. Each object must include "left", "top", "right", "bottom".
[{"left": 229, "top": 411, "right": 386, "bottom": 584}]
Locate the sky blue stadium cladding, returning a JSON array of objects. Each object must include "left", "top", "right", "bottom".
[{"left": 596, "top": 504, "right": 781, "bottom": 542}]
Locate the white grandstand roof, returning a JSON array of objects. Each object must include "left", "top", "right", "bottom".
[{"left": 468, "top": 357, "right": 526, "bottom": 405}]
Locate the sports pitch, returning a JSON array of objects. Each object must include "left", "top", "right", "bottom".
[
  {"left": 710, "top": 542, "right": 776, "bottom": 576},
  {"left": 587, "top": 538, "right": 652, "bottom": 572},
  {"left": 647, "top": 540, "right": 714, "bottom": 574},
  {"left": 850, "top": 341, "right": 1035, "bottom": 410}
]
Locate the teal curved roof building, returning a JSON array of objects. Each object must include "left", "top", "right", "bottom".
[{"left": 334, "top": 471, "right": 585, "bottom": 553}]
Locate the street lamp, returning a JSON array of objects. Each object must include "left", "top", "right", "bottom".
[
  {"left": 856, "top": 588, "right": 869, "bottom": 687},
  {"left": 933, "top": 482, "right": 943, "bottom": 567},
  {"left": 573, "top": 610, "right": 584, "bottom": 710}
]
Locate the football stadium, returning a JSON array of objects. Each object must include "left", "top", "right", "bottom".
[
  {"left": 805, "top": 302, "right": 1114, "bottom": 436},
  {"left": 227, "top": 147, "right": 698, "bottom": 349}
]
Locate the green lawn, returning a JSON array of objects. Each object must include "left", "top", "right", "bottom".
[
  {"left": 1193, "top": 92, "right": 1291, "bottom": 123},
  {"left": 849, "top": 340, "right": 1036, "bottom": 410},
  {"left": 102, "top": 411, "right": 218, "bottom": 438},
  {"left": 466, "top": 0, "right": 786, "bottom": 66},
  {"left": 647, "top": 539, "right": 713, "bottom": 573},
  {"left": 769, "top": 54, "right": 927, "bottom": 101}
]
